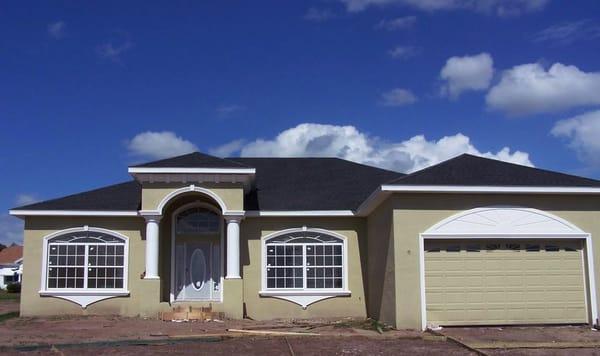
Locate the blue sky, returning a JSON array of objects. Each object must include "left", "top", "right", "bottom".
[{"left": 2, "top": 0, "right": 600, "bottom": 244}]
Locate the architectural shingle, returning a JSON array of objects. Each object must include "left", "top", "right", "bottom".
[{"left": 387, "top": 154, "right": 600, "bottom": 187}]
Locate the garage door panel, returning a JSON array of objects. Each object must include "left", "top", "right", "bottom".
[{"left": 425, "top": 239, "right": 588, "bottom": 326}]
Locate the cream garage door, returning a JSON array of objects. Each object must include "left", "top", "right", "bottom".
[{"left": 425, "top": 239, "right": 588, "bottom": 326}]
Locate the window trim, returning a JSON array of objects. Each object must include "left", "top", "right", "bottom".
[
  {"left": 259, "top": 227, "right": 351, "bottom": 309},
  {"left": 39, "top": 226, "right": 130, "bottom": 308}
]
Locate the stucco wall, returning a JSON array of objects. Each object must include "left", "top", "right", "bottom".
[
  {"left": 365, "top": 198, "right": 396, "bottom": 326},
  {"left": 387, "top": 193, "right": 600, "bottom": 329},
  {"left": 240, "top": 217, "right": 368, "bottom": 320},
  {"left": 19, "top": 216, "right": 170, "bottom": 317},
  {"left": 141, "top": 183, "right": 244, "bottom": 212}
]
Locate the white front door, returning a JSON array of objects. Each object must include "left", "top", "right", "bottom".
[{"left": 175, "top": 240, "right": 221, "bottom": 301}]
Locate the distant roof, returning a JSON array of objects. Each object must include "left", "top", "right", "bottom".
[
  {"left": 131, "top": 152, "right": 250, "bottom": 169},
  {"left": 228, "top": 157, "right": 404, "bottom": 210},
  {"left": 0, "top": 245, "right": 23, "bottom": 265},
  {"left": 387, "top": 154, "right": 600, "bottom": 187}
]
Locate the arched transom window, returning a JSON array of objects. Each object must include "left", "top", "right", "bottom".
[
  {"left": 176, "top": 207, "right": 220, "bottom": 234},
  {"left": 264, "top": 229, "right": 345, "bottom": 290},
  {"left": 45, "top": 230, "right": 127, "bottom": 290}
]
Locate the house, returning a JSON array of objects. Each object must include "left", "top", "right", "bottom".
[
  {"left": 9, "top": 152, "right": 600, "bottom": 329},
  {"left": 0, "top": 244, "right": 23, "bottom": 289}
]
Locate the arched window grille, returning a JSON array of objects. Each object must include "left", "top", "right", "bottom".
[
  {"left": 264, "top": 230, "right": 345, "bottom": 290},
  {"left": 46, "top": 231, "right": 127, "bottom": 290}
]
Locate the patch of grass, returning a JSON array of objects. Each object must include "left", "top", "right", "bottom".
[
  {"left": 0, "top": 312, "right": 19, "bottom": 322},
  {"left": 0, "top": 292, "right": 20, "bottom": 300}
]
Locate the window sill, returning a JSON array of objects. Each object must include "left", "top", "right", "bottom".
[
  {"left": 39, "top": 290, "right": 130, "bottom": 308},
  {"left": 259, "top": 290, "right": 351, "bottom": 309}
]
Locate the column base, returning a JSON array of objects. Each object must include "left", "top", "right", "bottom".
[{"left": 223, "top": 278, "right": 243, "bottom": 319}]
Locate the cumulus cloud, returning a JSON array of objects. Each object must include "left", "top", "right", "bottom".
[
  {"left": 533, "top": 20, "right": 600, "bottom": 45},
  {"left": 304, "top": 7, "right": 336, "bottom": 22},
  {"left": 209, "top": 139, "right": 246, "bottom": 158},
  {"left": 212, "top": 123, "right": 532, "bottom": 173},
  {"left": 127, "top": 131, "right": 198, "bottom": 160},
  {"left": 380, "top": 88, "right": 418, "bottom": 106},
  {"left": 216, "top": 104, "right": 245, "bottom": 117},
  {"left": 388, "top": 46, "right": 420, "bottom": 60},
  {"left": 440, "top": 53, "right": 494, "bottom": 99},
  {"left": 48, "top": 21, "right": 66, "bottom": 39},
  {"left": 338, "top": 0, "right": 549, "bottom": 16},
  {"left": 551, "top": 110, "right": 600, "bottom": 167},
  {"left": 375, "top": 16, "right": 417, "bottom": 30},
  {"left": 97, "top": 32, "right": 133, "bottom": 63},
  {"left": 486, "top": 62, "right": 600, "bottom": 116}
]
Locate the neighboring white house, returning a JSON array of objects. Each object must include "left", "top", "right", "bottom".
[{"left": 0, "top": 245, "right": 23, "bottom": 289}]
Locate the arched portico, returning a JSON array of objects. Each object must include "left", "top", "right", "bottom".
[{"left": 139, "top": 186, "right": 244, "bottom": 285}]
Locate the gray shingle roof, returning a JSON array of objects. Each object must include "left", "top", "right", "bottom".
[{"left": 387, "top": 154, "right": 600, "bottom": 187}]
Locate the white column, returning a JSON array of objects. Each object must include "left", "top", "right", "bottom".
[
  {"left": 144, "top": 215, "right": 161, "bottom": 279},
  {"left": 226, "top": 217, "right": 242, "bottom": 279}
]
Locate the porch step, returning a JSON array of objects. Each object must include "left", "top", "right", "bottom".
[{"left": 160, "top": 305, "right": 225, "bottom": 322}]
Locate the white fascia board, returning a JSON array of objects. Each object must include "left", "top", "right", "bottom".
[
  {"left": 245, "top": 210, "right": 355, "bottom": 217},
  {"left": 128, "top": 167, "right": 256, "bottom": 174},
  {"left": 380, "top": 185, "right": 600, "bottom": 194},
  {"left": 9, "top": 210, "right": 139, "bottom": 217}
]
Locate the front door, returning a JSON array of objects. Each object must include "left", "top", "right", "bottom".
[{"left": 174, "top": 238, "right": 221, "bottom": 301}]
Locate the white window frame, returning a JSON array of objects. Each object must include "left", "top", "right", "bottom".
[
  {"left": 259, "top": 227, "right": 351, "bottom": 309},
  {"left": 39, "top": 226, "right": 130, "bottom": 308}
]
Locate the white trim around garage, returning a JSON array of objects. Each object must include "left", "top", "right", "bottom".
[{"left": 381, "top": 185, "right": 600, "bottom": 194}]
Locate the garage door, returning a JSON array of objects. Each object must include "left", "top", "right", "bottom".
[{"left": 425, "top": 239, "right": 588, "bottom": 326}]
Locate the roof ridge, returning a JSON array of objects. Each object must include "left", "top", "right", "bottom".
[
  {"left": 229, "top": 157, "right": 406, "bottom": 175},
  {"left": 132, "top": 152, "right": 251, "bottom": 168},
  {"left": 386, "top": 153, "right": 468, "bottom": 184}
]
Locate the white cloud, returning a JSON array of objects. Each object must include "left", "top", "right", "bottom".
[
  {"left": 533, "top": 20, "right": 600, "bottom": 45},
  {"left": 209, "top": 139, "right": 246, "bottom": 158},
  {"left": 304, "top": 7, "right": 336, "bottom": 22},
  {"left": 15, "top": 194, "right": 39, "bottom": 206},
  {"left": 375, "top": 16, "right": 416, "bottom": 30},
  {"left": 127, "top": 131, "right": 198, "bottom": 160},
  {"left": 48, "top": 21, "right": 66, "bottom": 39},
  {"left": 551, "top": 110, "right": 600, "bottom": 167},
  {"left": 440, "top": 52, "right": 494, "bottom": 99},
  {"left": 338, "top": 0, "right": 549, "bottom": 16},
  {"left": 486, "top": 62, "right": 600, "bottom": 116},
  {"left": 214, "top": 123, "right": 532, "bottom": 173},
  {"left": 388, "top": 46, "right": 419, "bottom": 60},
  {"left": 380, "top": 88, "right": 418, "bottom": 106}
]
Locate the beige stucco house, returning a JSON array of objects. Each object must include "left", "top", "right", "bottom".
[{"left": 9, "top": 152, "right": 600, "bottom": 330}]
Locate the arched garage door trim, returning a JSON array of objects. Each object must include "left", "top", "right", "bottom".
[{"left": 418, "top": 206, "right": 598, "bottom": 330}]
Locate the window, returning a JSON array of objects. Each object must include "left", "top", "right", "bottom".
[
  {"left": 176, "top": 207, "right": 220, "bottom": 234},
  {"left": 264, "top": 229, "right": 345, "bottom": 291},
  {"left": 45, "top": 230, "right": 127, "bottom": 291}
]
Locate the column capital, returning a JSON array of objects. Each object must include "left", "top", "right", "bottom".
[
  {"left": 139, "top": 211, "right": 162, "bottom": 223},
  {"left": 224, "top": 212, "right": 245, "bottom": 223}
]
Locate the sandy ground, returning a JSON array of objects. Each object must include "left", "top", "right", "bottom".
[
  {"left": 441, "top": 325, "right": 600, "bottom": 344},
  {"left": 4, "top": 336, "right": 476, "bottom": 355}
]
